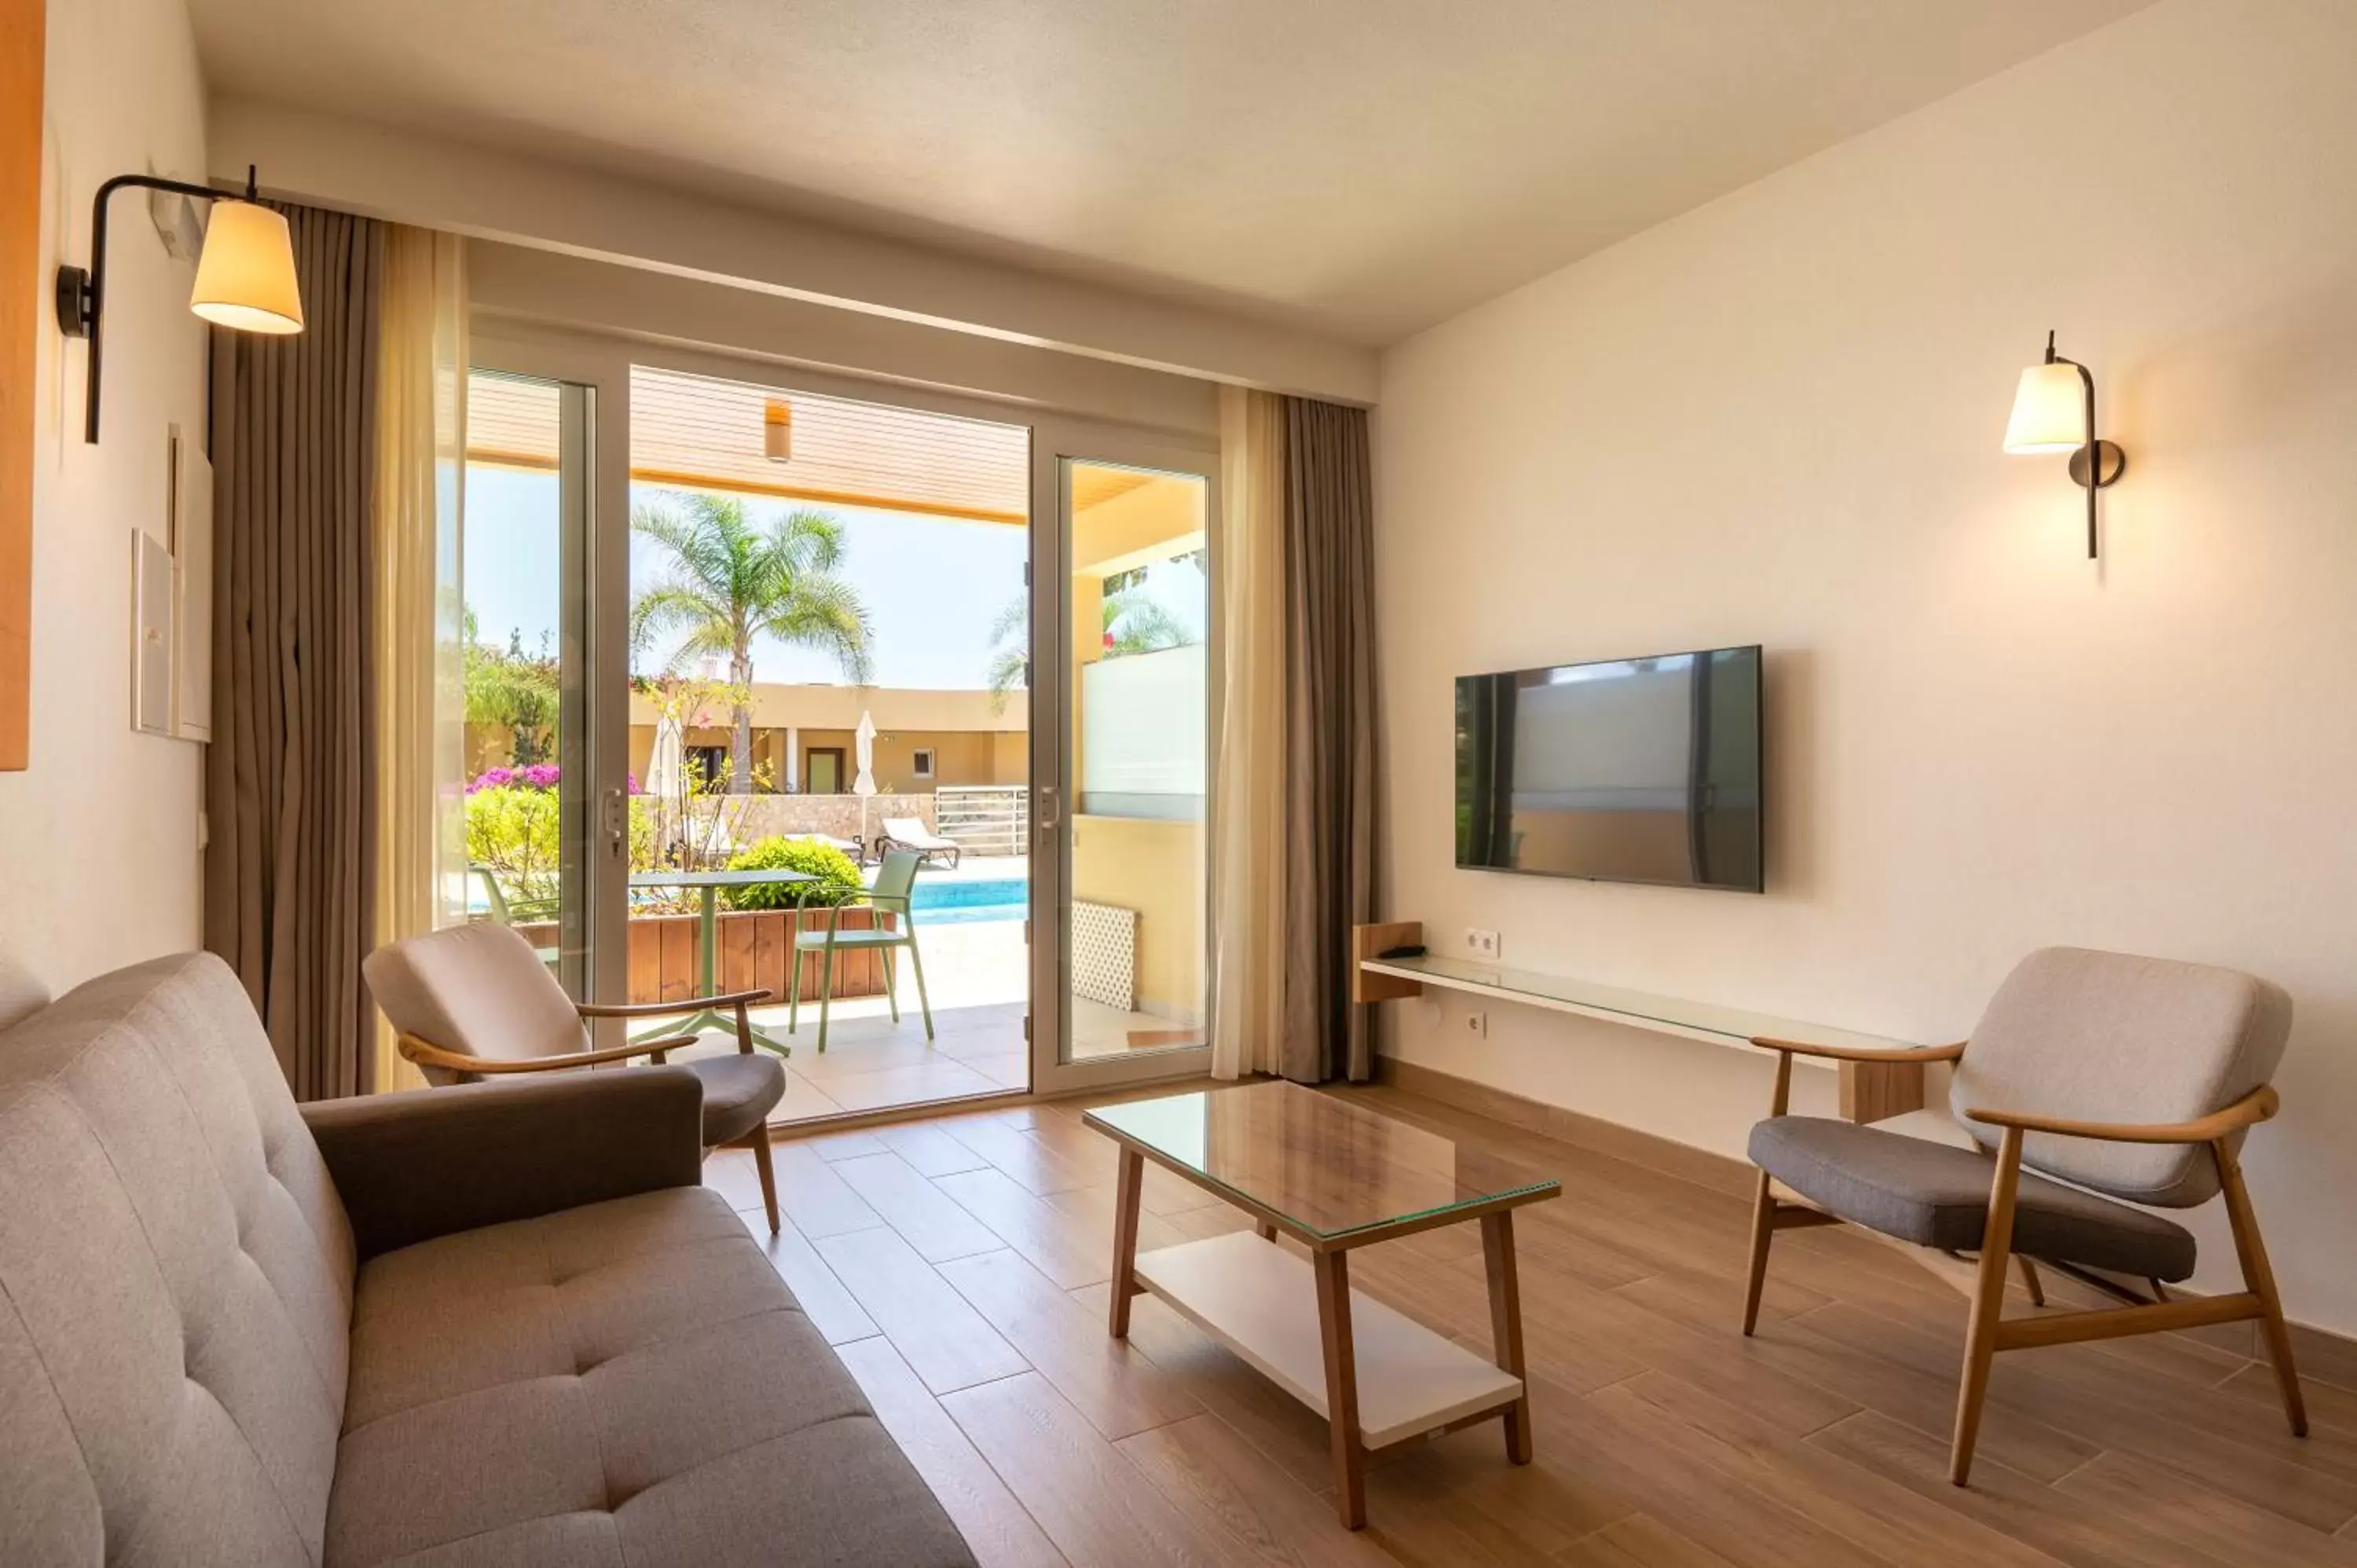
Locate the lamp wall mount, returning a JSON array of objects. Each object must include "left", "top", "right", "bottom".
[
  {"left": 55, "top": 165, "right": 298, "bottom": 444},
  {"left": 2007, "top": 329, "right": 2124, "bottom": 560}
]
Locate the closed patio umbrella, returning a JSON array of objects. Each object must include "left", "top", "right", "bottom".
[
  {"left": 853, "top": 710, "right": 878, "bottom": 850},
  {"left": 646, "top": 712, "right": 685, "bottom": 859}
]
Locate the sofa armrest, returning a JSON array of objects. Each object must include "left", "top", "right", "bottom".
[{"left": 302, "top": 1067, "right": 706, "bottom": 1260}]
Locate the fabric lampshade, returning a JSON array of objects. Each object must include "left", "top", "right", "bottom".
[
  {"left": 2003, "top": 361, "right": 2084, "bottom": 452},
  {"left": 191, "top": 200, "right": 306, "bottom": 335}
]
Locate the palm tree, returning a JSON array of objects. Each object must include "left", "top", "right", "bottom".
[
  {"left": 984, "top": 583, "right": 1195, "bottom": 711},
  {"left": 461, "top": 609, "right": 560, "bottom": 765},
  {"left": 630, "top": 492, "right": 873, "bottom": 793}
]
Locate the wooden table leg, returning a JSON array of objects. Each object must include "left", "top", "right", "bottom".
[
  {"left": 1482, "top": 1210, "right": 1533, "bottom": 1464},
  {"left": 1108, "top": 1146, "right": 1144, "bottom": 1338},
  {"left": 1313, "top": 1247, "right": 1368, "bottom": 1530}
]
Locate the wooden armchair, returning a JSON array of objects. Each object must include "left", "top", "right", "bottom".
[
  {"left": 363, "top": 923, "right": 786, "bottom": 1230},
  {"left": 1739, "top": 947, "right": 2304, "bottom": 1486}
]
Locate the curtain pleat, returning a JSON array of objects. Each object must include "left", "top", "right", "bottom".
[
  {"left": 1278, "top": 397, "right": 1380, "bottom": 1084},
  {"left": 1209, "top": 387, "right": 1290, "bottom": 1080},
  {"left": 372, "top": 226, "right": 467, "bottom": 1092},
  {"left": 205, "top": 203, "right": 383, "bottom": 1101}
]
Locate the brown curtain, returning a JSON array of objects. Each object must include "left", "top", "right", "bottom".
[
  {"left": 204, "top": 203, "right": 384, "bottom": 1101},
  {"left": 1280, "top": 397, "right": 1380, "bottom": 1083}
]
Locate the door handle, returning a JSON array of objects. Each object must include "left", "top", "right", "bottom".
[
  {"left": 1036, "top": 785, "right": 1061, "bottom": 833},
  {"left": 602, "top": 787, "right": 627, "bottom": 858}
]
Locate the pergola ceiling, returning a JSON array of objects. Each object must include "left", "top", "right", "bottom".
[{"left": 468, "top": 367, "right": 1032, "bottom": 523}]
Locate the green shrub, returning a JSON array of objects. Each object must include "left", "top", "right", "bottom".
[
  {"left": 465, "top": 785, "right": 562, "bottom": 906},
  {"left": 721, "top": 836, "right": 864, "bottom": 910}
]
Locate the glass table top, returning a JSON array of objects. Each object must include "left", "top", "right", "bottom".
[{"left": 1083, "top": 1081, "right": 1560, "bottom": 1242}]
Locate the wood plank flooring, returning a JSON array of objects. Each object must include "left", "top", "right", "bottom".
[{"left": 701, "top": 1083, "right": 2355, "bottom": 1566}]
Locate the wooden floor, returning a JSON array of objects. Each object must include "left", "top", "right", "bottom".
[{"left": 700, "top": 1082, "right": 2357, "bottom": 1567}]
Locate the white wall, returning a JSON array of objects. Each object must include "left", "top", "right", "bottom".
[
  {"left": 207, "top": 97, "right": 1376, "bottom": 406},
  {"left": 1376, "top": 0, "right": 2357, "bottom": 1334},
  {"left": 467, "top": 243, "right": 1218, "bottom": 441},
  {"left": 2, "top": 0, "right": 211, "bottom": 1009}
]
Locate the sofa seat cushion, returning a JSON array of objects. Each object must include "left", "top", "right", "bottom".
[
  {"left": 1750, "top": 1116, "right": 2198, "bottom": 1283},
  {"left": 328, "top": 1185, "right": 973, "bottom": 1567},
  {"left": 685, "top": 1053, "right": 786, "bottom": 1147}
]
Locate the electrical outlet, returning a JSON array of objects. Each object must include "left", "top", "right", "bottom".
[
  {"left": 1463, "top": 1009, "right": 1488, "bottom": 1039},
  {"left": 1466, "top": 928, "right": 1501, "bottom": 960}
]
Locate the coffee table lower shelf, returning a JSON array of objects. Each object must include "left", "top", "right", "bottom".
[{"left": 1133, "top": 1231, "right": 1525, "bottom": 1448}]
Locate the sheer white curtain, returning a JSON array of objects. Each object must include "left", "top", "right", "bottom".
[
  {"left": 1210, "top": 386, "right": 1288, "bottom": 1079},
  {"left": 371, "top": 226, "right": 467, "bottom": 1090}
]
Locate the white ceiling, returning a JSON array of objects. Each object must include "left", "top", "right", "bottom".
[{"left": 189, "top": 0, "right": 2150, "bottom": 346}]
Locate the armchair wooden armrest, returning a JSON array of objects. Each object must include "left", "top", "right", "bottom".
[
  {"left": 1750, "top": 1036, "right": 1966, "bottom": 1064},
  {"left": 396, "top": 1031, "right": 699, "bottom": 1078},
  {"left": 576, "top": 989, "right": 772, "bottom": 1018},
  {"left": 1961, "top": 1084, "right": 2278, "bottom": 1145}
]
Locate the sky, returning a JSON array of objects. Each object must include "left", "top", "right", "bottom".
[
  {"left": 464, "top": 471, "right": 1207, "bottom": 691},
  {"left": 464, "top": 471, "right": 1028, "bottom": 688}
]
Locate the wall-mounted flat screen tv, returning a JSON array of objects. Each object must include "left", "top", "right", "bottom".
[{"left": 1455, "top": 645, "right": 1763, "bottom": 892}]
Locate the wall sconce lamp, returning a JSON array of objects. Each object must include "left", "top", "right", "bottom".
[
  {"left": 55, "top": 165, "right": 305, "bottom": 444},
  {"left": 763, "top": 398, "right": 794, "bottom": 463},
  {"left": 2003, "top": 330, "right": 2124, "bottom": 559}
]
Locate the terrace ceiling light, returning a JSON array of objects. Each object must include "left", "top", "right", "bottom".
[
  {"left": 2003, "top": 330, "right": 2124, "bottom": 559},
  {"left": 764, "top": 398, "right": 794, "bottom": 462},
  {"left": 56, "top": 164, "right": 305, "bottom": 443}
]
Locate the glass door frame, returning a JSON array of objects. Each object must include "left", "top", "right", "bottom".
[
  {"left": 467, "top": 326, "right": 636, "bottom": 1033},
  {"left": 472, "top": 321, "right": 1222, "bottom": 1093},
  {"left": 1026, "top": 418, "right": 1221, "bottom": 1098}
]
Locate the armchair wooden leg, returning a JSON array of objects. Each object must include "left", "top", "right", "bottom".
[
  {"left": 2217, "top": 1139, "right": 2307, "bottom": 1438},
  {"left": 1951, "top": 1127, "right": 2024, "bottom": 1486},
  {"left": 1742, "top": 1169, "right": 1777, "bottom": 1337},
  {"left": 746, "top": 1127, "right": 779, "bottom": 1235},
  {"left": 1743, "top": 1050, "right": 1794, "bottom": 1339},
  {"left": 2014, "top": 1255, "right": 2045, "bottom": 1308}
]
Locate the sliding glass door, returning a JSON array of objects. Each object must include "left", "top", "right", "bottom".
[
  {"left": 449, "top": 339, "right": 1219, "bottom": 1113},
  {"left": 1028, "top": 434, "right": 1218, "bottom": 1094},
  {"left": 457, "top": 368, "right": 600, "bottom": 995}
]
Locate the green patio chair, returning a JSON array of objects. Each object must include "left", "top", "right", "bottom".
[
  {"left": 471, "top": 866, "right": 563, "bottom": 971},
  {"left": 790, "top": 848, "right": 933, "bottom": 1053}
]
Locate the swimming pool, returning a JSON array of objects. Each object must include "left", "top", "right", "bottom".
[{"left": 907, "top": 875, "right": 1027, "bottom": 925}]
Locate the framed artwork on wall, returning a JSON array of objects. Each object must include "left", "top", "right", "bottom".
[{"left": 1, "top": 0, "right": 43, "bottom": 771}]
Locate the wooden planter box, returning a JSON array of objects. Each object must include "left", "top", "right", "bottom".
[{"left": 515, "top": 907, "right": 896, "bottom": 1004}]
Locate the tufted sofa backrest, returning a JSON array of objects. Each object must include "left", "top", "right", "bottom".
[{"left": 0, "top": 954, "right": 354, "bottom": 1566}]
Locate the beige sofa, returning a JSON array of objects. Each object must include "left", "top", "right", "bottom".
[{"left": 0, "top": 953, "right": 973, "bottom": 1566}]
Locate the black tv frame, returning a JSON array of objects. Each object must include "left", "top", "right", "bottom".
[{"left": 1454, "top": 643, "right": 1764, "bottom": 894}]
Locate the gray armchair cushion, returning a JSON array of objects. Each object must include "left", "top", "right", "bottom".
[
  {"left": 684, "top": 1053, "right": 786, "bottom": 1146},
  {"left": 363, "top": 923, "right": 588, "bottom": 1083},
  {"left": 1950, "top": 947, "right": 2290, "bottom": 1207},
  {"left": 1750, "top": 1116, "right": 2198, "bottom": 1282},
  {"left": 303, "top": 1069, "right": 705, "bottom": 1260}
]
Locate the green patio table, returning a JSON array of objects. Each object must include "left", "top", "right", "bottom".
[{"left": 628, "top": 866, "right": 819, "bottom": 1056}]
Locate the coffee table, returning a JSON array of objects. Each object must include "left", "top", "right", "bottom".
[{"left": 1084, "top": 1081, "right": 1562, "bottom": 1529}]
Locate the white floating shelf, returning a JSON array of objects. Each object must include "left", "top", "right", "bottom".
[
  {"left": 1132, "top": 1230, "right": 1521, "bottom": 1449},
  {"left": 1359, "top": 951, "right": 1925, "bottom": 1065}
]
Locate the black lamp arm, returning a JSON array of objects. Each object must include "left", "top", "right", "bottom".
[
  {"left": 2042, "top": 332, "right": 2103, "bottom": 560},
  {"left": 56, "top": 167, "right": 257, "bottom": 443}
]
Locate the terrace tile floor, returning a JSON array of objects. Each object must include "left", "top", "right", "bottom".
[{"left": 662, "top": 914, "right": 1197, "bottom": 1125}]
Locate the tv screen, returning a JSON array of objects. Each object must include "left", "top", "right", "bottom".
[{"left": 1455, "top": 645, "right": 1763, "bottom": 892}]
